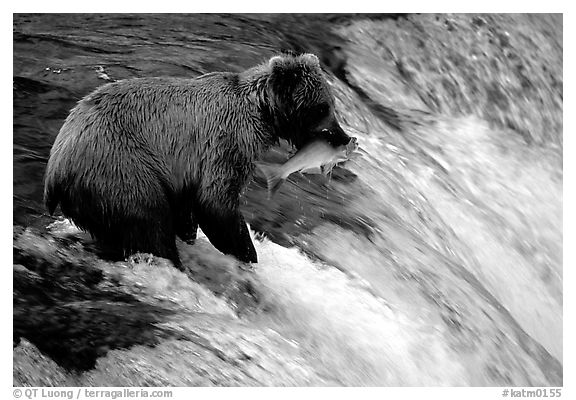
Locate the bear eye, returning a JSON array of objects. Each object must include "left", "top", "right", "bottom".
[{"left": 315, "top": 104, "right": 330, "bottom": 118}]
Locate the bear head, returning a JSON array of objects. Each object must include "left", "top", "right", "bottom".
[{"left": 264, "top": 53, "right": 353, "bottom": 150}]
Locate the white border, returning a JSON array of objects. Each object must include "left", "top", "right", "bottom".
[{"left": 4, "top": 6, "right": 573, "bottom": 398}]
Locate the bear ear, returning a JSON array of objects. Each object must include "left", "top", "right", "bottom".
[
  {"left": 268, "top": 53, "right": 320, "bottom": 75},
  {"left": 300, "top": 53, "right": 320, "bottom": 67},
  {"left": 268, "top": 55, "right": 286, "bottom": 71}
]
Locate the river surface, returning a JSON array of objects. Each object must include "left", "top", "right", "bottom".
[{"left": 13, "top": 13, "right": 563, "bottom": 386}]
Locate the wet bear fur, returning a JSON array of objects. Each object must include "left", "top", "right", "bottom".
[{"left": 44, "top": 53, "right": 353, "bottom": 267}]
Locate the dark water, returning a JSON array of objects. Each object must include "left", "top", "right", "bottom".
[{"left": 13, "top": 14, "right": 562, "bottom": 386}]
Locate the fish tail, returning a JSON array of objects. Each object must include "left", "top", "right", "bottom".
[{"left": 255, "top": 162, "right": 285, "bottom": 198}]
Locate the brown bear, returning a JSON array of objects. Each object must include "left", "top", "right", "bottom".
[{"left": 44, "top": 53, "right": 354, "bottom": 268}]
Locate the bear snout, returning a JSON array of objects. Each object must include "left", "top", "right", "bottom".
[{"left": 319, "top": 123, "right": 353, "bottom": 147}]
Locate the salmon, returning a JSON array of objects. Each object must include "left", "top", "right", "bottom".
[{"left": 256, "top": 137, "right": 358, "bottom": 197}]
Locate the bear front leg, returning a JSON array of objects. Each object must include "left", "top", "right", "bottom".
[
  {"left": 175, "top": 211, "right": 198, "bottom": 244},
  {"left": 196, "top": 208, "right": 257, "bottom": 263}
]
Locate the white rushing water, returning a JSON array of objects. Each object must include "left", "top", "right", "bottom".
[{"left": 157, "top": 109, "right": 561, "bottom": 386}]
